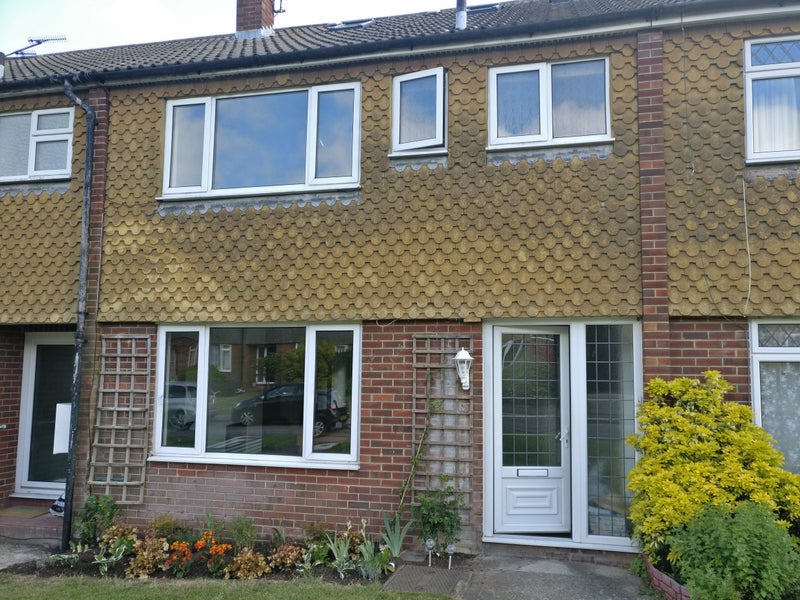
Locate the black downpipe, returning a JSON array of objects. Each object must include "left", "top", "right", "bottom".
[{"left": 61, "top": 79, "right": 95, "bottom": 551}]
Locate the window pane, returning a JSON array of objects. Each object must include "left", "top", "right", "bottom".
[
  {"left": 752, "top": 40, "right": 800, "bottom": 66},
  {"left": 496, "top": 70, "right": 540, "bottom": 138},
  {"left": 169, "top": 104, "right": 205, "bottom": 188},
  {"left": 33, "top": 139, "right": 68, "bottom": 171},
  {"left": 313, "top": 330, "right": 353, "bottom": 454},
  {"left": 0, "top": 113, "right": 31, "bottom": 177},
  {"left": 209, "top": 327, "right": 305, "bottom": 457},
  {"left": 315, "top": 88, "right": 355, "bottom": 179},
  {"left": 759, "top": 362, "right": 800, "bottom": 473},
  {"left": 399, "top": 75, "right": 437, "bottom": 144},
  {"left": 213, "top": 92, "right": 307, "bottom": 189},
  {"left": 501, "top": 333, "right": 561, "bottom": 467},
  {"left": 586, "top": 324, "right": 635, "bottom": 538},
  {"left": 759, "top": 323, "right": 800, "bottom": 347},
  {"left": 162, "top": 331, "right": 199, "bottom": 448},
  {"left": 552, "top": 60, "right": 606, "bottom": 138},
  {"left": 752, "top": 76, "right": 800, "bottom": 153},
  {"left": 36, "top": 112, "right": 70, "bottom": 131}
]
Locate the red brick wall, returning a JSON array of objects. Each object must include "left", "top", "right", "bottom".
[
  {"left": 0, "top": 332, "right": 24, "bottom": 502},
  {"left": 669, "top": 319, "right": 751, "bottom": 404},
  {"left": 100, "top": 320, "right": 483, "bottom": 549}
]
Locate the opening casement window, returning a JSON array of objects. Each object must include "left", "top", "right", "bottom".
[
  {"left": 154, "top": 324, "right": 361, "bottom": 469},
  {"left": 488, "top": 58, "right": 610, "bottom": 148},
  {"left": 392, "top": 67, "right": 446, "bottom": 152},
  {"left": 750, "top": 322, "right": 800, "bottom": 473},
  {"left": 745, "top": 37, "right": 800, "bottom": 162},
  {"left": 163, "top": 83, "right": 361, "bottom": 198},
  {"left": 0, "top": 108, "right": 74, "bottom": 181}
]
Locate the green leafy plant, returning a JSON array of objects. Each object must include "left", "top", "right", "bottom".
[
  {"left": 92, "top": 539, "right": 127, "bottom": 576},
  {"left": 669, "top": 502, "right": 800, "bottom": 600},
  {"left": 411, "top": 474, "right": 464, "bottom": 553},
  {"left": 99, "top": 524, "right": 137, "bottom": 555},
  {"left": 326, "top": 527, "right": 355, "bottom": 579},
  {"left": 626, "top": 371, "right": 800, "bottom": 561},
  {"left": 76, "top": 495, "right": 119, "bottom": 544},
  {"left": 50, "top": 542, "right": 90, "bottom": 568},
  {"left": 230, "top": 515, "right": 256, "bottom": 552},
  {"left": 381, "top": 512, "right": 413, "bottom": 557},
  {"left": 356, "top": 540, "right": 392, "bottom": 580},
  {"left": 147, "top": 513, "right": 189, "bottom": 541}
]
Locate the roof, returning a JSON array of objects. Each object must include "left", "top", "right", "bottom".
[{"left": 0, "top": 0, "right": 782, "bottom": 90}]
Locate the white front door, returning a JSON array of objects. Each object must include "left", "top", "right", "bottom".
[
  {"left": 15, "top": 333, "right": 73, "bottom": 497},
  {"left": 493, "top": 326, "right": 571, "bottom": 533}
]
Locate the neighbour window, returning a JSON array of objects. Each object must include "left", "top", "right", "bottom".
[
  {"left": 392, "top": 67, "right": 446, "bottom": 152},
  {"left": 745, "top": 37, "right": 800, "bottom": 162},
  {"left": 0, "top": 108, "right": 74, "bottom": 181},
  {"left": 163, "top": 83, "right": 361, "bottom": 197},
  {"left": 155, "top": 325, "right": 360, "bottom": 469},
  {"left": 488, "top": 58, "right": 610, "bottom": 147},
  {"left": 750, "top": 322, "right": 800, "bottom": 473}
]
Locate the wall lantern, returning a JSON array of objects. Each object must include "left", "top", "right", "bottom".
[{"left": 453, "top": 347, "right": 473, "bottom": 390}]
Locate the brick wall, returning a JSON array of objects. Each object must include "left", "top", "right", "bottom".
[
  {"left": 99, "top": 320, "right": 484, "bottom": 550},
  {"left": 0, "top": 332, "right": 24, "bottom": 501}
]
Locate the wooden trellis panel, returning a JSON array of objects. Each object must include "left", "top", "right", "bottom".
[{"left": 88, "top": 335, "right": 152, "bottom": 504}]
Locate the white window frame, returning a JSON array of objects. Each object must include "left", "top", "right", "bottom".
[
  {"left": 0, "top": 108, "right": 74, "bottom": 181},
  {"left": 153, "top": 324, "right": 361, "bottom": 470},
  {"left": 162, "top": 83, "right": 361, "bottom": 198},
  {"left": 750, "top": 321, "right": 800, "bottom": 472},
  {"left": 745, "top": 36, "right": 800, "bottom": 163},
  {"left": 488, "top": 58, "right": 611, "bottom": 149},
  {"left": 391, "top": 67, "right": 446, "bottom": 153}
]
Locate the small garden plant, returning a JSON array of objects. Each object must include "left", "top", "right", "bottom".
[
  {"left": 411, "top": 474, "right": 464, "bottom": 554},
  {"left": 627, "top": 371, "right": 800, "bottom": 598}
]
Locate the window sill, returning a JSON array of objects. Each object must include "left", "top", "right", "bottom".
[
  {"left": 486, "top": 139, "right": 614, "bottom": 164},
  {"left": 156, "top": 188, "right": 362, "bottom": 214},
  {"left": 389, "top": 148, "right": 447, "bottom": 171},
  {"left": 148, "top": 453, "right": 360, "bottom": 471},
  {"left": 745, "top": 161, "right": 800, "bottom": 181}
]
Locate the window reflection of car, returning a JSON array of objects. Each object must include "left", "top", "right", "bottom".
[
  {"left": 231, "top": 383, "right": 343, "bottom": 437},
  {"left": 165, "top": 382, "right": 218, "bottom": 430}
]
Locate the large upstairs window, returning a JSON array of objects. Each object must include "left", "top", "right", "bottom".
[
  {"left": 488, "top": 58, "right": 610, "bottom": 148},
  {"left": 163, "top": 83, "right": 361, "bottom": 198},
  {"left": 0, "top": 108, "right": 74, "bottom": 181},
  {"left": 746, "top": 36, "right": 800, "bottom": 162}
]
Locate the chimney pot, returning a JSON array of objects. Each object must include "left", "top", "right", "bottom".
[{"left": 237, "top": 0, "right": 275, "bottom": 32}]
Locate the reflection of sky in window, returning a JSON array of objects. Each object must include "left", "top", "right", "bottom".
[
  {"left": 213, "top": 92, "right": 308, "bottom": 189},
  {"left": 399, "top": 75, "right": 436, "bottom": 143},
  {"left": 552, "top": 61, "right": 606, "bottom": 137},
  {"left": 170, "top": 103, "right": 205, "bottom": 188},
  {"left": 497, "top": 70, "right": 540, "bottom": 137},
  {"left": 315, "top": 89, "right": 354, "bottom": 179}
]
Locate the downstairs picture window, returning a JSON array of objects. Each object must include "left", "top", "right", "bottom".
[{"left": 154, "top": 324, "right": 360, "bottom": 468}]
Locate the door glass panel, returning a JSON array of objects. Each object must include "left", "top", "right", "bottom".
[
  {"left": 162, "top": 331, "right": 199, "bottom": 448},
  {"left": 28, "top": 345, "right": 71, "bottom": 483},
  {"left": 586, "top": 325, "right": 636, "bottom": 537},
  {"left": 759, "top": 362, "right": 800, "bottom": 473},
  {"left": 501, "top": 333, "right": 561, "bottom": 467}
]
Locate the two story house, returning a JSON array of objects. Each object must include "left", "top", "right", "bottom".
[{"left": 1, "top": 0, "right": 799, "bottom": 557}]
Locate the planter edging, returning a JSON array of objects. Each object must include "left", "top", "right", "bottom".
[{"left": 643, "top": 554, "right": 691, "bottom": 600}]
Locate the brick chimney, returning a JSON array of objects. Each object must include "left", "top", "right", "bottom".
[{"left": 237, "top": 0, "right": 275, "bottom": 32}]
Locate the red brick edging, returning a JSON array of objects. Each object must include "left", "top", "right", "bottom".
[{"left": 643, "top": 555, "right": 691, "bottom": 600}]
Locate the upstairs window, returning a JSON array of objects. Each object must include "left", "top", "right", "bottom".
[
  {"left": 0, "top": 108, "right": 74, "bottom": 181},
  {"left": 163, "top": 83, "right": 361, "bottom": 197},
  {"left": 488, "top": 58, "right": 610, "bottom": 147},
  {"left": 746, "top": 37, "right": 800, "bottom": 162},
  {"left": 392, "top": 67, "right": 446, "bottom": 152}
]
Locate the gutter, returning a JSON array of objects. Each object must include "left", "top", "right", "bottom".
[
  {"left": 61, "top": 79, "right": 95, "bottom": 551},
  {"left": 0, "top": 0, "right": 795, "bottom": 94}
]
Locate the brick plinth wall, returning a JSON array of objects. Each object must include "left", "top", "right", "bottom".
[{"left": 0, "top": 332, "right": 24, "bottom": 501}]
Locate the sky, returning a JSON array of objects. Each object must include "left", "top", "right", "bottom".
[{"left": 0, "top": 0, "right": 462, "bottom": 56}]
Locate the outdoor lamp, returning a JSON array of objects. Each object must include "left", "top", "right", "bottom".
[{"left": 454, "top": 348, "right": 473, "bottom": 390}]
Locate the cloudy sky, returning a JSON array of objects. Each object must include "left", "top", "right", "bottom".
[{"left": 1, "top": 0, "right": 463, "bottom": 56}]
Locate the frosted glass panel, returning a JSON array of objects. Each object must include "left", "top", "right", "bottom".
[
  {"left": 0, "top": 113, "right": 31, "bottom": 177},
  {"left": 34, "top": 140, "right": 68, "bottom": 171},
  {"left": 760, "top": 362, "right": 800, "bottom": 473}
]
